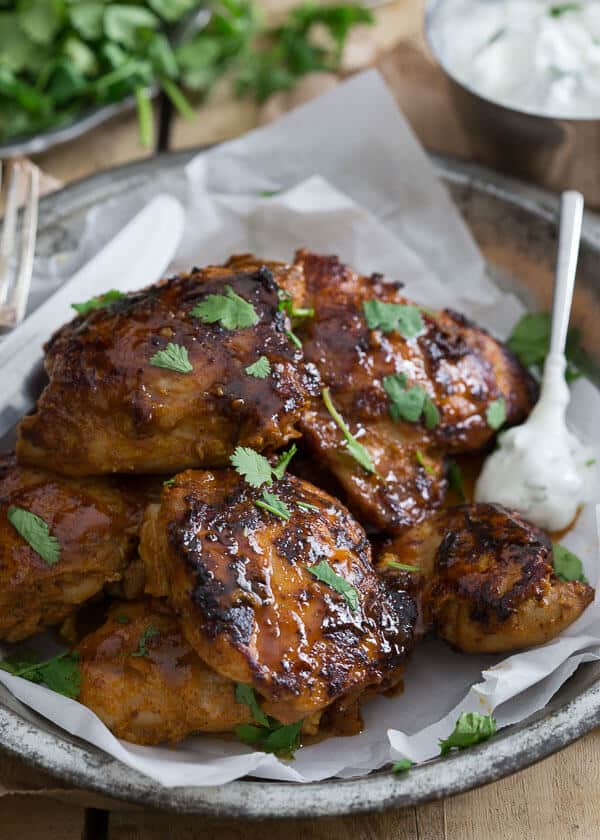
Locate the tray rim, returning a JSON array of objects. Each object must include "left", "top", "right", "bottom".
[{"left": 2, "top": 147, "right": 599, "bottom": 818}]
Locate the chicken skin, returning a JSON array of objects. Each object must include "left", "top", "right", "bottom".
[
  {"left": 0, "top": 455, "right": 147, "bottom": 642},
  {"left": 78, "top": 600, "right": 253, "bottom": 744},
  {"left": 294, "top": 250, "right": 537, "bottom": 533},
  {"left": 17, "top": 258, "right": 318, "bottom": 476},
  {"left": 139, "top": 469, "right": 416, "bottom": 724},
  {"left": 377, "top": 503, "right": 593, "bottom": 653}
]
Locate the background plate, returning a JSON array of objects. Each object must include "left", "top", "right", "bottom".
[{"left": 1, "top": 149, "right": 599, "bottom": 818}]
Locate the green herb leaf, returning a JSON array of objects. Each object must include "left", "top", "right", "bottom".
[
  {"left": 297, "top": 501, "right": 319, "bottom": 513},
  {"left": 507, "top": 312, "right": 587, "bottom": 383},
  {"left": 549, "top": 3, "right": 581, "bottom": 16},
  {"left": 163, "top": 477, "right": 176, "bottom": 487},
  {"left": 439, "top": 712, "right": 497, "bottom": 755},
  {"left": 71, "top": 289, "right": 125, "bottom": 315},
  {"left": 278, "top": 292, "right": 314, "bottom": 320},
  {"left": 322, "top": 387, "right": 375, "bottom": 474},
  {"left": 415, "top": 448, "right": 435, "bottom": 475},
  {"left": 286, "top": 328, "right": 303, "bottom": 350},
  {"left": 7, "top": 506, "right": 60, "bottom": 565},
  {"left": 230, "top": 447, "right": 273, "bottom": 488},
  {"left": 272, "top": 443, "right": 297, "bottom": 480},
  {"left": 255, "top": 491, "right": 291, "bottom": 521},
  {"left": 392, "top": 758, "right": 413, "bottom": 773},
  {"left": 307, "top": 559, "right": 359, "bottom": 612},
  {"left": 131, "top": 625, "right": 160, "bottom": 657},
  {"left": 383, "top": 375, "right": 440, "bottom": 428},
  {"left": 262, "top": 720, "right": 303, "bottom": 758},
  {"left": 235, "top": 723, "right": 265, "bottom": 745},
  {"left": 385, "top": 559, "right": 421, "bottom": 573},
  {"left": 235, "top": 683, "right": 270, "bottom": 726},
  {"left": 149, "top": 342, "right": 193, "bottom": 374},
  {"left": 486, "top": 398, "right": 506, "bottom": 431},
  {"left": 0, "top": 651, "right": 81, "bottom": 699},
  {"left": 553, "top": 543, "right": 588, "bottom": 583},
  {"left": 104, "top": 5, "right": 160, "bottom": 49},
  {"left": 190, "top": 285, "right": 259, "bottom": 330},
  {"left": 148, "top": 0, "right": 199, "bottom": 22},
  {"left": 245, "top": 356, "right": 271, "bottom": 379},
  {"left": 69, "top": 2, "right": 105, "bottom": 40},
  {"left": 17, "top": 0, "right": 63, "bottom": 46},
  {"left": 363, "top": 300, "right": 424, "bottom": 339},
  {"left": 447, "top": 460, "right": 466, "bottom": 501}
]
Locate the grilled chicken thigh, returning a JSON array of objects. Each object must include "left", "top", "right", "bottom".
[
  {"left": 78, "top": 600, "right": 253, "bottom": 744},
  {"left": 17, "top": 258, "right": 317, "bottom": 476},
  {"left": 294, "top": 250, "right": 537, "bottom": 532},
  {"left": 377, "top": 503, "right": 593, "bottom": 653},
  {"left": 140, "top": 469, "right": 416, "bottom": 724},
  {"left": 0, "top": 455, "right": 147, "bottom": 641}
]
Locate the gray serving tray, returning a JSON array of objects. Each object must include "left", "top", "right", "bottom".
[{"left": 0, "top": 149, "right": 599, "bottom": 817}]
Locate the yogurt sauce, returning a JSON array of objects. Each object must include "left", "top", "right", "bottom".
[
  {"left": 475, "top": 353, "right": 593, "bottom": 531},
  {"left": 429, "top": 0, "right": 600, "bottom": 118}
]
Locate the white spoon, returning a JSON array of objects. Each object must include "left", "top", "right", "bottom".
[{"left": 475, "top": 191, "right": 588, "bottom": 531}]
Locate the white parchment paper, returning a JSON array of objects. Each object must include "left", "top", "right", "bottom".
[{"left": 1, "top": 71, "right": 599, "bottom": 786}]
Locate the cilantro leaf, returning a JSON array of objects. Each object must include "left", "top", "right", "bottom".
[
  {"left": 439, "top": 712, "right": 496, "bottom": 755},
  {"left": 307, "top": 559, "right": 359, "bottom": 612},
  {"left": 71, "top": 289, "right": 125, "bottom": 315},
  {"left": 190, "top": 286, "right": 259, "bottom": 330},
  {"left": 7, "top": 506, "right": 60, "bottom": 566},
  {"left": 104, "top": 6, "right": 160, "bottom": 49},
  {"left": 131, "top": 625, "right": 160, "bottom": 657},
  {"left": 286, "top": 328, "right": 303, "bottom": 350},
  {"left": 363, "top": 300, "right": 424, "bottom": 339},
  {"left": 383, "top": 375, "right": 439, "bottom": 428},
  {"left": 17, "top": 0, "right": 63, "bottom": 46},
  {"left": 230, "top": 447, "right": 273, "bottom": 488},
  {"left": 148, "top": 0, "right": 199, "bottom": 23},
  {"left": 486, "top": 398, "right": 506, "bottom": 431},
  {"left": 69, "top": 3, "right": 105, "bottom": 40},
  {"left": 447, "top": 460, "right": 466, "bottom": 501},
  {"left": 385, "top": 559, "right": 421, "bottom": 573},
  {"left": 235, "top": 683, "right": 270, "bottom": 726},
  {"left": 245, "top": 355, "right": 271, "bottom": 379},
  {"left": 149, "top": 342, "right": 193, "bottom": 374},
  {"left": 272, "top": 443, "right": 297, "bottom": 480},
  {"left": 322, "top": 387, "right": 375, "bottom": 474},
  {"left": 255, "top": 491, "right": 291, "bottom": 521},
  {"left": 392, "top": 758, "right": 413, "bottom": 773},
  {"left": 0, "top": 651, "right": 81, "bottom": 699},
  {"left": 415, "top": 448, "right": 435, "bottom": 475},
  {"left": 262, "top": 720, "right": 303, "bottom": 758},
  {"left": 553, "top": 543, "right": 588, "bottom": 583},
  {"left": 507, "top": 312, "right": 587, "bottom": 383},
  {"left": 278, "top": 292, "right": 314, "bottom": 320}
]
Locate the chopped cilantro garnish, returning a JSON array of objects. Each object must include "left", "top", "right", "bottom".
[
  {"left": 447, "top": 460, "right": 466, "bottom": 501},
  {"left": 190, "top": 286, "right": 259, "bottom": 330},
  {"left": 439, "top": 712, "right": 496, "bottom": 755},
  {"left": 322, "top": 387, "right": 375, "bottom": 474},
  {"left": 245, "top": 356, "right": 271, "bottom": 379},
  {"left": 255, "top": 491, "right": 291, "bottom": 521},
  {"left": 272, "top": 443, "right": 297, "bottom": 480},
  {"left": 383, "top": 374, "right": 439, "bottom": 428},
  {"left": 163, "top": 477, "right": 176, "bottom": 487},
  {"left": 235, "top": 683, "right": 270, "bottom": 726},
  {"left": 149, "top": 342, "right": 193, "bottom": 374},
  {"left": 553, "top": 543, "right": 588, "bottom": 583},
  {"left": 415, "top": 448, "right": 435, "bottom": 475},
  {"left": 131, "top": 625, "right": 160, "bottom": 657},
  {"left": 363, "top": 300, "right": 424, "bottom": 339},
  {"left": 306, "top": 559, "right": 359, "bottom": 612},
  {"left": 392, "top": 758, "right": 413, "bottom": 773},
  {"left": 297, "top": 501, "right": 320, "bottom": 513},
  {"left": 486, "top": 398, "right": 506, "bottom": 431},
  {"left": 7, "top": 506, "right": 60, "bottom": 566},
  {"left": 230, "top": 447, "right": 274, "bottom": 488},
  {"left": 71, "top": 289, "right": 125, "bottom": 315},
  {"left": 278, "top": 291, "right": 314, "bottom": 320},
  {"left": 0, "top": 651, "right": 80, "bottom": 699},
  {"left": 234, "top": 683, "right": 303, "bottom": 758},
  {"left": 507, "top": 312, "right": 587, "bottom": 383}
]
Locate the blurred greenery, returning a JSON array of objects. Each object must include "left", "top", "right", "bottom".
[{"left": 0, "top": 0, "right": 373, "bottom": 146}]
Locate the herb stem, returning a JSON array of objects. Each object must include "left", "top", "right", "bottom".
[
  {"left": 160, "top": 75, "right": 194, "bottom": 119},
  {"left": 135, "top": 85, "right": 153, "bottom": 147}
]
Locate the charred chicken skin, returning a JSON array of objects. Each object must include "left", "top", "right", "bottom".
[
  {"left": 78, "top": 600, "right": 253, "bottom": 744},
  {"left": 377, "top": 503, "right": 593, "bottom": 653},
  {"left": 17, "top": 258, "right": 317, "bottom": 476},
  {"left": 294, "top": 250, "right": 537, "bottom": 533},
  {"left": 0, "top": 455, "right": 147, "bottom": 641},
  {"left": 139, "top": 469, "right": 416, "bottom": 724}
]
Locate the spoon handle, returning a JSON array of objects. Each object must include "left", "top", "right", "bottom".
[{"left": 550, "top": 191, "right": 584, "bottom": 356}]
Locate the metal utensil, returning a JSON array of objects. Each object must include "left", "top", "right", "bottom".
[{"left": 0, "top": 162, "right": 40, "bottom": 329}]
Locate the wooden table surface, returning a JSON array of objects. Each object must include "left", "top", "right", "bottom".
[{"left": 2, "top": 1, "right": 600, "bottom": 837}]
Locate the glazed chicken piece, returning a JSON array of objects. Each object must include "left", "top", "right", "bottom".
[
  {"left": 77, "top": 600, "right": 253, "bottom": 744},
  {"left": 0, "top": 455, "right": 148, "bottom": 642},
  {"left": 377, "top": 503, "right": 593, "bottom": 653},
  {"left": 17, "top": 257, "right": 317, "bottom": 476},
  {"left": 294, "top": 250, "right": 537, "bottom": 533},
  {"left": 140, "top": 469, "right": 416, "bottom": 724}
]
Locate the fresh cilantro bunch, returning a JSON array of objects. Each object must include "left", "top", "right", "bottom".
[{"left": 0, "top": 0, "right": 373, "bottom": 147}]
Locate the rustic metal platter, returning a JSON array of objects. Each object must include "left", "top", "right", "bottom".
[{"left": 0, "top": 149, "right": 599, "bottom": 817}]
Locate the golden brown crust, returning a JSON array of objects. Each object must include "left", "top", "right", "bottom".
[
  {"left": 378, "top": 503, "right": 594, "bottom": 653},
  {"left": 78, "top": 600, "right": 252, "bottom": 744},
  {"left": 294, "top": 250, "right": 537, "bottom": 533},
  {"left": 139, "top": 469, "right": 416, "bottom": 723},
  {"left": 17, "top": 259, "right": 318, "bottom": 476},
  {"left": 0, "top": 455, "right": 145, "bottom": 641}
]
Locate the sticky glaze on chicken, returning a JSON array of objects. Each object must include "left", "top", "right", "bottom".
[
  {"left": 139, "top": 470, "right": 416, "bottom": 724},
  {"left": 377, "top": 503, "right": 593, "bottom": 653},
  {"left": 77, "top": 600, "right": 254, "bottom": 744},
  {"left": 0, "top": 455, "right": 147, "bottom": 641},
  {"left": 294, "top": 250, "right": 537, "bottom": 533},
  {"left": 17, "top": 258, "right": 318, "bottom": 476}
]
